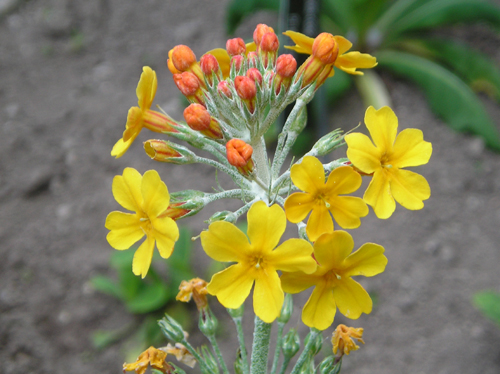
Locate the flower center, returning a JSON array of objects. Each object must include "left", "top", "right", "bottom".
[
  {"left": 315, "top": 193, "right": 331, "bottom": 208},
  {"left": 380, "top": 153, "right": 393, "bottom": 169},
  {"left": 251, "top": 256, "right": 266, "bottom": 270},
  {"left": 139, "top": 215, "right": 153, "bottom": 234}
]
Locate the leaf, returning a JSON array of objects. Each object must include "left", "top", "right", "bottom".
[
  {"left": 390, "top": 0, "right": 500, "bottom": 36},
  {"left": 377, "top": 50, "right": 500, "bottom": 150},
  {"left": 225, "top": 0, "right": 279, "bottom": 35},
  {"left": 473, "top": 291, "right": 500, "bottom": 325},
  {"left": 90, "top": 275, "right": 123, "bottom": 300},
  {"left": 125, "top": 282, "right": 170, "bottom": 314}
]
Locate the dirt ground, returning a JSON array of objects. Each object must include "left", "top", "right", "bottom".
[{"left": 2, "top": 1, "right": 500, "bottom": 373}]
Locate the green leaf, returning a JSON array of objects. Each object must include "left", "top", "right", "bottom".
[
  {"left": 371, "top": 0, "right": 428, "bottom": 35},
  {"left": 225, "top": 0, "right": 279, "bottom": 35},
  {"left": 90, "top": 275, "right": 123, "bottom": 300},
  {"left": 125, "top": 282, "right": 170, "bottom": 314},
  {"left": 390, "top": 0, "right": 500, "bottom": 36},
  {"left": 118, "top": 265, "right": 142, "bottom": 301},
  {"left": 415, "top": 38, "right": 500, "bottom": 101},
  {"left": 473, "top": 291, "right": 500, "bottom": 325},
  {"left": 377, "top": 50, "right": 500, "bottom": 150}
]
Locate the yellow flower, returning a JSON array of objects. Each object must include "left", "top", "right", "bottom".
[
  {"left": 345, "top": 106, "right": 432, "bottom": 219},
  {"left": 111, "top": 67, "right": 178, "bottom": 158},
  {"left": 201, "top": 201, "right": 317, "bottom": 323},
  {"left": 281, "top": 231, "right": 387, "bottom": 330},
  {"left": 123, "top": 346, "right": 169, "bottom": 374},
  {"left": 284, "top": 156, "right": 368, "bottom": 242},
  {"left": 105, "top": 168, "right": 179, "bottom": 278},
  {"left": 176, "top": 278, "right": 209, "bottom": 310},
  {"left": 332, "top": 324, "right": 365, "bottom": 356},
  {"left": 283, "top": 30, "right": 377, "bottom": 77}
]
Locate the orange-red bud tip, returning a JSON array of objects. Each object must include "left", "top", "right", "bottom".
[
  {"left": 183, "top": 103, "right": 211, "bottom": 131},
  {"left": 312, "top": 33, "right": 339, "bottom": 64},
  {"left": 200, "top": 54, "right": 219, "bottom": 76},
  {"left": 247, "top": 51, "right": 258, "bottom": 65},
  {"left": 226, "top": 38, "right": 246, "bottom": 56},
  {"left": 171, "top": 45, "right": 197, "bottom": 72},
  {"left": 234, "top": 76, "right": 256, "bottom": 100},
  {"left": 231, "top": 55, "right": 244, "bottom": 71},
  {"left": 226, "top": 139, "right": 254, "bottom": 174},
  {"left": 217, "top": 81, "right": 232, "bottom": 98},
  {"left": 276, "top": 54, "right": 297, "bottom": 77},
  {"left": 144, "top": 139, "right": 182, "bottom": 161},
  {"left": 173, "top": 72, "right": 200, "bottom": 96},
  {"left": 253, "top": 24, "right": 274, "bottom": 47},
  {"left": 246, "top": 68, "right": 263, "bottom": 85},
  {"left": 260, "top": 32, "right": 279, "bottom": 52}
]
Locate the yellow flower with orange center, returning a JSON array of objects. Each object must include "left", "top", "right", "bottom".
[
  {"left": 284, "top": 156, "right": 368, "bottom": 242},
  {"left": 332, "top": 324, "right": 365, "bottom": 356},
  {"left": 201, "top": 201, "right": 317, "bottom": 323},
  {"left": 345, "top": 106, "right": 432, "bottom": 219},
  {"left": 281, "top": 231, "right": 387, "bottom": 330},
  {"left": 105, "top": 168, "right": 179, "bottom": 278}
]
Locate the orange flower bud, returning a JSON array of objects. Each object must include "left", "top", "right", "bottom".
[
  {"left": 276, "top": 54, "right": 297, "bottom": 78},
  {"left": 200, "top": 53, "right": 219, "bottom": 76},
  {"left": 144, "top": 139, "right": 182, "bottom": 161},
  {"left": 231, "top": 55, "right": 244, "bottom": 71},
  {"left": 246, "top": 68, "right": 262, "bottom": 85},
  {"left": 167, "top": 49, "right": 182, "bottom": 74},
  {"left": 312, "top": 32, "right": 339, "bottom": 65},
  {"left": 226, "top": 138, "right": 254, "bottom": 175},
  {"left": 260, "top": 32, "right": 279, "bottom": 52},
  {"left": 161, "top": 202, "right": 192, "bottom": 221},
  {"left": 253, "top": 24, "right": 274, "bottom": 48},
  {"left": 171, "top": 45, "right": 197, "bottom": 72},
  {"left": 234, "top": 76, "right": 256, "bottom": 100},
  {"left": 217, "top": 81, "right": 232, "bottom": 98},
  {"left": 226, "top": 37, "right": 246, "bottom": 56},
  {"left": 183, "top": 103, "right": 223, "bottom": 139},
  {"left": 173, "top": 72, "right": 204, "bottom": 104}
]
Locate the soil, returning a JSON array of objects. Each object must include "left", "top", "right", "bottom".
[{"left": 1, "top": 1, "right": 500, "bottom": 374}]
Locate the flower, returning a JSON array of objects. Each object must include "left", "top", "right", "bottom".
[
  {"left": 201, "top": 201, "right": 317, "bottom": 323},
  {"left": 176, "top": 278, "right": 209, "bottom": 310},
  {"left": 332, "top": 324, "right": 365, "bottom": 356},
  {"left": 111, "top": 67, "right": 178, "bottom": 158},
  {"left": 281, "top": 231, "right": 387, "bottom": 330},
  {"left": 345, "top": 106, "right": 432, "bottom": 219},
  {"left": 105, "top": 168, "right": 179, "bottom": 278},
  {"left": 123, "top": 346, "right": 170, "bottom": 374},
  {"left": 164, "top": 343, "right": 197, "bottom": 368},
  {"left": 284, "top": 156, "right": 368, "bottom": 242},
  {"left": 283, "top": 31, "right": 377, "bottom": 77}
]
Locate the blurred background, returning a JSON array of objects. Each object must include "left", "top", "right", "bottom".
[{"left": 1, "top": 0, "right": 500, "bottom": 373}]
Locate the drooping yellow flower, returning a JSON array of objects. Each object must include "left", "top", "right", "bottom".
[
  {"left": 165, "top": 343, "right": 197, "bottom": 368},
  {"left": 281, "top": 231, "right": 387, "bottom": 330},
  {"left": 176, "top": 278, "right": 209, "bottom": 310},
  {"left": 283, "top": 30, "right": 377, "bottom": 77},
  {"left": 345, "top": 106, "right": 432, "bottom": 219},
  {"left": 284, "top": 156, "right": 368, "bottom": 242},
  {"left": 332, "top": 324, "right": 365, "bottom": 356},
  {"left": 105, "top": 168, "right": 179, "bottom": 278},
  {"left": 123, "top": 346, "right": 170, "bottom": 374},
  {"left": 111, "top": 67, "right": 178, "bottom": 158},
  {"left": 201, "top": 201, "right": 317, "bottom": 323}
]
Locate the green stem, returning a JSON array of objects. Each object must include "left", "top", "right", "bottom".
[
  {"left": 270, "top": 322, "right": 285, "bottom": 374},
  {"left": 278, "top": 356, "right": 291, "bottom": 374},
  {"left": 204, "top": 189, "right": 255, "bottom": 204},
  {"left": 180, "top": 338, "right": 215, "bottom": 374},
  {"left": 251, "top": 137, "right": 270, "bottom": 186},
  {"left": 207, "top": 335, "right": 230, "bottom": 374},
  {"left": 195, "top": 156, "right": 252, "bottom": 188},
  {"left": 233, "top": 316, "right": 250, "bottom": 374},
  {"left": 250, "top": 316, "right": 272, "bottom": 374},
  {"left": 289, "top": 329, "right": 320, "bottom": 374}
]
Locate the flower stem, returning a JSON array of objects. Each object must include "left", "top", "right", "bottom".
[
  {"left": 233, "top": 316, "right": 250, "bottom": 374},
  {"left": 278, "top": 356, "right": 292, "bottom": 374},
  {"left": 180, "top": 338, "right": 214, "bottom": 374},
  {"left": 207, "top": 335, "right": 230, "bottom": 374},
  {"left": 270, "top": 322, "right": 285, "bottom": 374},
  {"left": 250, "top": 316, "right": 272, "bottom": 374},
  {"left": 195, "top": 156, "right": 252, "bottom": 188},
  {"left": 289, "top": 329, "right": 320, "bottom": 374}
]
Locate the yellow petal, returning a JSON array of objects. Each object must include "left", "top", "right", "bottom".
[
  {"left": 302, "top": 280, "right": 336, "bottom": 330},
  {"left": 207, "top": 263, "right": 254, "bottom": 309},
  {"left": 364, "top": 106, "right": 398, "bottom": 153},
  {"left": 247, "top": 202, "right": 286, "bottom": 255},
  {"left": 132, "top": 235, "right": 155, "bottom": 278},
  {"left": 333, "top": 35, "right": 352, "bottom": 55},
  {"left": 332, "top": 277, "right": 372, "bottom": 319},
  {"left": 201, "top": 221, "right": 251, "bottom": 262},
  {"left": 123, "top": 106, "right": 143, "bottom": 142},
  {"left": 306, "top": 206, "right": 333, "bottom": 242},
  {"left": 329, "top": 196, "right": 368, "bottom": 229},
  {"left": 284, "top": 192, "right": 315, "bottom": 223},
  {"left": 112, "top": 167, "right": 143, "bottom": 212},
  {"left": 111, "top": 136, "right": 136, "bottom": 159},
  {"left": 345, "top": 133, "right": 381, "bottom": 174},
  {"left": 363, "top": 169, "right": 395, "bottom": 219},
  {"left": 204, "top": 48, "right": 230, "bottom": 79},
  {"left": 152, "top": 216, "right": 179, "bottom": 259},
  {"left": 268, "top": 239, "right": 316, "bottom": 274},
  {"left": 281, "top": 271, "right": 320, "bottom": 294},
  {"left": 392, "top": 128, "right": 432, "bottom": 168},
  {"left": 253, "top": 268, "right": 284, "bottom": 323},
  {"left": 105, "top": 211, "right": 143, "bottom": 249},
  {"left": 342, "top": 243, "right": 387, "bottom": 277},
  {"left": 325, "top": 166, "right": 362, "bottom": 195},
  {"left": 390, "top": 169, "right": 430, "bottom": 210},
  {"left": 136, "top": 66, "right": 157, "bottom": 110},
  {"left": 336, "top": 52, "right": 377, "bottom": 72},
  {"left": 283, "top": 30, "right": 314, "bottom": 55},
  {"left": 141, "top": 170, "right": 170, "bottom": 218},
  {"left": 245, "top": 41, "right": 257, "bottom": 53},
  {"left": 290, "top": 156, "right": 325, "bottom": 193},
  {"left": 314, "top": 231, "right": 353, "bottom": 269}
]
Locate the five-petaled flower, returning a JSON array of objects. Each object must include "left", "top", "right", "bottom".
[
  {"left": 284, "top": 156, "right": 368, "bottom": 242},
  {"left": 281, "top": 230, "right": 387, "bottom": 330},
  {"left": 123, "top": 346, "right": 170, "bottom": 374},
  {"left": 201, "top": 201, "right": 317, "bottom": 323},
  {"left": 105, "top": 168, "right": 179, "bottom": 278},
  {"left": 345, "top": 106, "right": 432, "bottom": 219},
  {"left": 111, "top": 67, "right": 178, "bottom": 158}
]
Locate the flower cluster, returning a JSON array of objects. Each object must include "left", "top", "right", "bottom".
[{"left": 105, "top": 23, "right": 432, "bottom": 373}]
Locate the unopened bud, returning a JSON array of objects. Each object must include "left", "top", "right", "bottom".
[
  {"left": 247, "top": 51, "right": 258, "bottom": 66},
  {"left": 158, "top": 314, "right": 185, "bottom": 342},
  {"left": 260, "top": 32, "right": 279, "bottom": 52},
  {"left": 312, "top": 33, "right": 339, "bottom": 65},
  {"left": 206, "top": 210, "right": 237, "bottom": 224},
  {"left": 282, "top": 329, "right": 300, "bottom": 359},
  {"left": 171, "top": 45, "right": 197, "bottom": 72},
  {"left": 183, "top": 103, "right": 223, "bottom": 139},
  {"left": 319, "top": 356, "right": 342, "bottom": 374},
  {"left": 160, "top": 190, "right": 206, "bottom": 220},
  {"left": 231, "top": 55, "right": 244, "bottom": 72},
  {"left": 309, "top": 129, "right": 344, "bottom": 157},
  {"left": 234, "top": 76, "right": 257, "bottom": 113},
  {"left": 173, "top": 72, "right": 204, "bottom": 104},
  {"left": 226, "top": 37, "right": 246, "bottom": 56},
  {"left": 167, "top": 49, "right": 182, "bottom": 74},
  {"left": 253, "top": 24, "right": 274, "bottom": 48},
  {"left": 305, "top": 330, "right": 323, "bottom": 356},
  {"left": 246, "top": 68, "right": 262, "bottom": 85},
  {"left": 199, "top": 307, "right": 218, "bottom": 336},
  {"left": 200, "top": 53, "right": 220, "bottom": 85},
  {"left": 278, "top": 293, "right": 293, "bottom": 323},
  {"left": 275, "top": 54, "right": 297, "bottom": 94},
  {"left": 226, "top": 138, "right": 254, "bottom": 175},
  {"left": 144, "top": 139, "right": 196, "bottom": 164},
  {"left": 217, "top": 81, "right": 233, "bottom": 99}
]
